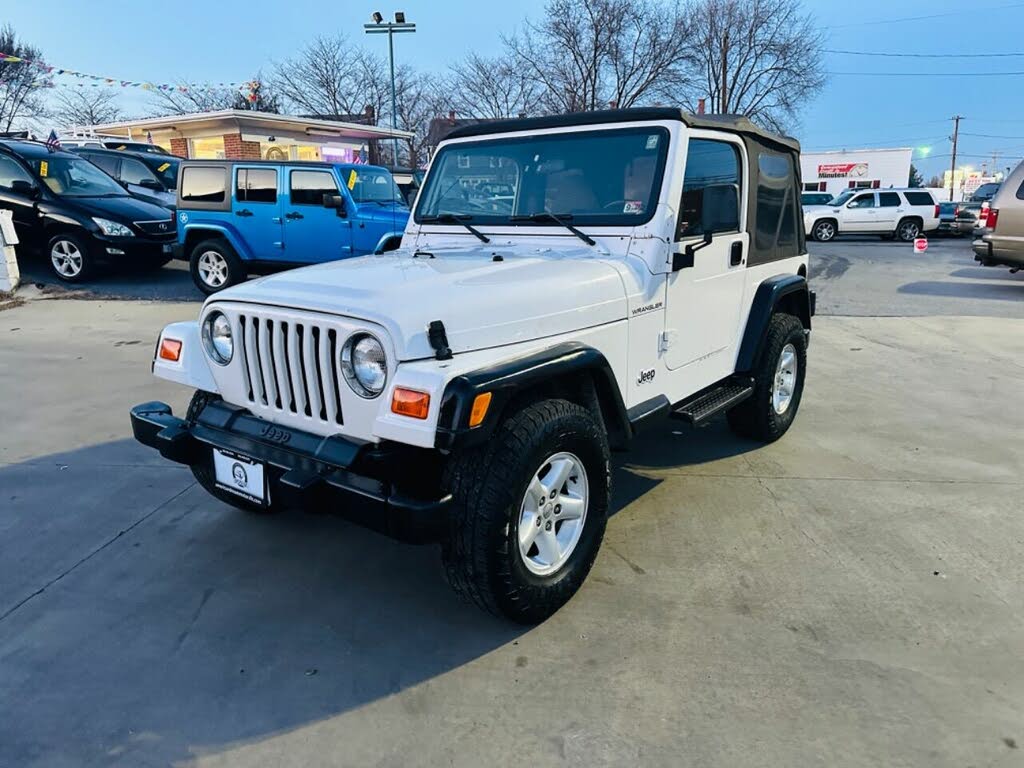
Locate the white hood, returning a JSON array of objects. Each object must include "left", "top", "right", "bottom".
[{"left": 215, "top": 244, "right": 629, "bottom": 361}]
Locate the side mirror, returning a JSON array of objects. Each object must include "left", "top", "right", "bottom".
[
  {"left": 323, "top": 193, "right": 346, "bottom": 217},
  {"left": 138, "top": 178, "right": 163, "bottom": 191},
  {"left": 10, "top": 179, "right": 39, "bottom": 199}
]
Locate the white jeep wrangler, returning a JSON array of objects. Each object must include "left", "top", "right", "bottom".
[{"left": 131, "top": 108, "right": 814, "bottom": 623}]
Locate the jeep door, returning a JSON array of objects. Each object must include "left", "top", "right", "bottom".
[
  {"left": 664, "top": 135, "right": 748, "bottom": 375},
  {"left": 281, "top": 167, "right": 353, "bottom": 263},
  {"left": 843, "top": 192, "right": 878, "bottom": 232},
  {"left": 233, "top": 166, "right": 283, "bottom": 261}
]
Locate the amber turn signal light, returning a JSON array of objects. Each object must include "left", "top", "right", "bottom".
[
  {"left": 391, "top": 388, "right": 430, "bottom": 419},
  {"left": 469, "top": 392, "right": 492, "bottom": 427},
  {"left": 158, "top": 338, "right": 183, "bottom": 362}
]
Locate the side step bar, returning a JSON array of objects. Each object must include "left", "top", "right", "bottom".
[{"left": 671, "top": 377, "right": 754, "bottom": 425}]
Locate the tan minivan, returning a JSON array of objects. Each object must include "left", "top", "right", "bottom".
[{"left": 973, "top": 159, "right": 1024, "bottom": 271}]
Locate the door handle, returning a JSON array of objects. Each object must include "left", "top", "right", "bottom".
[
  {"left": 730, "top": 241, "right": 744, "bottom": 266},
  {"left": 271, "top": 217, "right": 282, "bottom": 223},
  {"left": 285, "top": 212, "right": 304, "bottom": 220},
  {"left": 235, "top": 209, "right": 253, "bottom": 217}
]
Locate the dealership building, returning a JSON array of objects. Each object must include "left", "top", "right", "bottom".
[
  {"left": 799, "top": 148, "right": 913, "bottom": 197},
  {"left": 84, "top": 109, "right": 412, "bottom": 163}
]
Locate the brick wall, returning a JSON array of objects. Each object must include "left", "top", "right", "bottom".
[
  {"left": 169, "top": 137, "right": 189, "bottom": 158},
  {"left": 222, "top": 133, "right": 261, "bottom": 160}
]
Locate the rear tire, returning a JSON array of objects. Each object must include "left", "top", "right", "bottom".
[
  {"left": 727, "top": 313, "right": 807, "bottom": 443},
  {"left": 189, "top": 239, "right": 244, "bottom": 295},
  {"left": 442, "top": 399, "right": 610, "bottom": 623},
  {"left": 896, "top": 218, "right": 922, "bottom": 242},
  {"left": 186, "top": 390, "right": 278, "bottom": 514}
]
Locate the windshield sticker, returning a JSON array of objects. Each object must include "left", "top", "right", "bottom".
[
  {"left": 645, "top": 135, "right": 659, "bottom": 150},
  {"left": 156, "top": 162, "right": 171, "bottom": 172},
  {"left": 623, "top": 200, "right": 644, "bottom": 214},
  {"left": 39, "top": 160, "right": 48, "bottom": 177},
  {"left": 347, "top": 170, "right": 358, "bottom": 190}
]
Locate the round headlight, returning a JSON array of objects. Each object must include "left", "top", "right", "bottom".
[
  {"left": 341, "top": 333, "right": 387, "bottom": 398},
  {"left": 202, "top": 311, "right": 233, "bottom": 365}
]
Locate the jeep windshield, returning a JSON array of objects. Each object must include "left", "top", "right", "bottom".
[
  {"left": 415, "top": 127, "right": 669, "bottom": 227},
  {"left": 28, "top": 155, "right": 128, "bottom": 198},
  {"left": 345, "top": 168, "right": 404, "bottom": 205}
]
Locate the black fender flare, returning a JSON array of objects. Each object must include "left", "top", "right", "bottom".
[
  {"left": 434, "top": 342, "right": 629, "bottom": 450},
  {"left": 735, "top": 274, "right": 813, "bottom": 373}
]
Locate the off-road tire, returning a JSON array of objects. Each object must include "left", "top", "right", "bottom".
[
  {"left": 186, "top": 390, "right": 277, "bottom": 514},
  {"left": 727, "top": 313, "right": 807, "bottom": 443},
  {"left": 442, "top": 399, "right": 610, "bottom": 624},
  {"left": 189, "top": 238, "right": 245, "bottom": 295}
]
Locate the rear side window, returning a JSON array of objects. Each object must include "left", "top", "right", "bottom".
[
  {"left": 756, "top": 152, "right": 798, "bottom": 251},
  {"left": 678, "top": 139, "right": 741, "bottom": 238},
  {"left": 180, "top": 166, "right": 226, "bottom": 203},
  {"left": 84, "top": 153, "right": 120, "bottom": 177},
  {"left": 879, "top": 192, "right": 901, "bottom": 207},
  {"left": 290, "top": 169, "right": 338, "bottom": 206},
  {"left": 120, "top": 157, "right": 158, "bottom": 185},
  {"left": 904, "top": 191, "right": 934, "bottom": 206},
  {"left": 1016, "top": 178, "right": 1024, "bottom": 200},
  {"left": 236, "top": 168, "right": 278, "bottom": 203}
]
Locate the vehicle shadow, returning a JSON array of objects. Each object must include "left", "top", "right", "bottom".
[
  {"left": 0, "top": 422, "right": 758, "bottom": 765},
  {"left": 948, "top": 266, "right": 1024, "bottom": 282},
  {"left": 897, "top": 279, "right": 1024, "bottom": 301},
  {"left": 16, "top": 253, "right": 203, "bottom": 303}
]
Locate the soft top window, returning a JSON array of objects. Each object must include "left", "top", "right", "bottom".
[{"left": 181, "top": 166, "right": 226, "bottom": 203}]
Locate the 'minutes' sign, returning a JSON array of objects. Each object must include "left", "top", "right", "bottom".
[{"left": 817, "top": 162, "right": 869, "bottom": 179}]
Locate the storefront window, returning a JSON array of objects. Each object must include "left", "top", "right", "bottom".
[{"left": 190, "top": 137, "right": 225, "bottom": 159}]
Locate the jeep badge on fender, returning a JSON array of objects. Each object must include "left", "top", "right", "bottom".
[{"left": 131, "top": 107, "right": 814, "bottom": 624}]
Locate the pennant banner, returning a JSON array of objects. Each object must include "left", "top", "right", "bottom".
[{"left": 1, "top": 51, "right": 255, "bottom": 94}]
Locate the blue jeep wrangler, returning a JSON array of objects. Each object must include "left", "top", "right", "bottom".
[{"left": 174, "top": 160, "right": 409, "bottom": 293}]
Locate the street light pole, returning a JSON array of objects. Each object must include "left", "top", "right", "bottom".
[{"left": 364, "top": 12, "right": 416, "bottom": 167}]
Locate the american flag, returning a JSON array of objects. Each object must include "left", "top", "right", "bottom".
[
  {"left": 353, "top": 146, "right": 368, "bottom": 164},
  {"left": 146, "top": 130, "right": 154, "bottom": 145},
  {"left": 44, "top": 129, "right": 61, "bottom": 151}
]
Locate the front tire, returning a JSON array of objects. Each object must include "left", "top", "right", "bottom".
[
  {"left": 812, "top": 220, "right": 837, "bottom": 242},
  {"left": 186, "top": 390, "right": 278, "bottom": 514},
  {"left": 48, "top": 233, "right": 94, "bottom": 283},
  {"left": 442, "top": 399, "right": 610, "bottom": 624},
  {"left": 189, "top": 239, "right": 244, "bottom": 295},
  {"left": 727, "top": 313, "right": 807, "bottom": 443}
]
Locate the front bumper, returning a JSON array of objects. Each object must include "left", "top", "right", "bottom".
[
  {"left": 91, "top": 234, "right": 176, "bottom": 264},
  {"left": 130, "top": 400, "right": 451, "bottom": 543}
]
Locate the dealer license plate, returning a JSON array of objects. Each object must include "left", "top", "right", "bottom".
[{"left": 213, "top": 448, "right": 266, "bottom": 505}]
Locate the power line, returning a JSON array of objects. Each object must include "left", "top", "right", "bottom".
[
  {"left": 960, "top": 132, "right": 1024, "bottom": 139},
  {"left": 828, "top": 70, "right": 1024, "bottom": 77},
  {"left": 824, "top": 2, "right": 1024, "bottom": 29},
  {"left": 825, "top": 48, "right": 1024, "bottom": 58}
]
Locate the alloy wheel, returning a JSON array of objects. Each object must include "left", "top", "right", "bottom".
[
  {"left": 197, "top": 250, "right": 229, "bottom": 288},
  {"left": 772, "top": 343, "right": 798, "bottom": 415},
  {"left": 517, "top": 452, "right": 589, "bottom": 576},
  {"left": 50, "top": 239, "right": 83, "bottom": 278}
]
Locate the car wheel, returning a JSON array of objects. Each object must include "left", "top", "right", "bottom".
[
  {"left": 189, "top": 239, "right": 244, "bottom": 295},
  {"left": 727, "top": 313, "right": 807, "bottom": 443},
  {"left": 812, "top": 220, "right": 836, "bottom": 242},
  {"left": 896, "top": 218, "right": 921, "bottom": 242},
  {"left": 48, "top": 234, "right": 94, "bottom": 283},
  {"left": 442, "top": 398, "right": 610, "bottom": 624},
  {"left": 186, "top": 390, "right": 278, "bottom": 514}
]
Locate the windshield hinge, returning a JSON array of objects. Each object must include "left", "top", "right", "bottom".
[
  {"left": 659, "top": 330, "right": 676, "bottom": 353},
  {"left": 428, "top": 320, "right": 453, "bottom": 361}
]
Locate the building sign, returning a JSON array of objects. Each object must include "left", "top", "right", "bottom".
[{"left": 817, "top": 162, "right": 869, "bottom": 179}]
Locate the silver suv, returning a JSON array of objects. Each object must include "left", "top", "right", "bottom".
[{"left": 973, "top": 160, "right": 1024, "bottom": 272}]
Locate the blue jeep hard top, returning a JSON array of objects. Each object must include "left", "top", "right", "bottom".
[{"left": 174, "top": 160, "right": 409, "bottom": 294}]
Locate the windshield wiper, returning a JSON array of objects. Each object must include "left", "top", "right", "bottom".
[
  {"left": 509, "top": 212, "right": 596, "bottom": 246},
  {"left": 420, "top": 213, "right": 490, "bottom": 243}
]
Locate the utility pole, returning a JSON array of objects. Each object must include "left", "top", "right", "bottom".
[
  {"left": 949, "top": 115, "right": 962, "bottom": 202},
  {"left": 720, "top": 32, "right": 729, "bottom": 114}
]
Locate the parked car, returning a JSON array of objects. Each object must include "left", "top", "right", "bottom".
[
  {"left": 69, "top": 147, "right": 179, "bottom": 208},
  {"left": 970, "top": 182, "right": 1000, "bottom": 203},
  {"left": 973, "top": 159, "right": 1024, "bottom": 271},
  {"left": 61, "top": 137, "right": 170, "bottom": 155},
  {"left": 801, "top": 191, "right": 833, "bottom": 206},
  {"left": 936, "top": 201, "right": 960, "bottom": 235},
  {"left": 955, "top": 202, "right": 983, "bottom": 235},
  {"left": 0, "top": 139, "right": 176, "bottom": 282},
  {"left": 803, "top": 188, "right": 940, "bottom": 242},
  {"left": 130, "top": 107, "right": 814, "bottom": 622},
  {"left": 175, "top": 160, "right": 409, "bottom": 294}
]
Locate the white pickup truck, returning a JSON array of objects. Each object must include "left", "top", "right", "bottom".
[{"left": 131, "top": 108, "right": 814, "bottom": 622}]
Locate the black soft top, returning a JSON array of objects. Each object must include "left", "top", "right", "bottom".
[{"left": 444, "top": 107, "right": 800, "bottom": 153}]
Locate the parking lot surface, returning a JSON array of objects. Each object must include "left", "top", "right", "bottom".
[{"left": 2, "top": 240, "right": 1022, "bottom": 767}]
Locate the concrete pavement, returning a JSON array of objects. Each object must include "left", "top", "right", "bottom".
[{"left": 1, "top": 287, "right": 1022, "bottom": 767}]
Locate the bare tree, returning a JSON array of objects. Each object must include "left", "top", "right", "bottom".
[
  {"left": 442, "top": 54, "right": 539, "bottom": 119},
  {"left": 269, "top": 35, "right": 370, "bottom": 117},
  {"left": 684, "top": 0, "right": 825, "bottom": 131},
  {"left": 503, "top": 0, "right": 695, "bottom": 113},
  {"left": 0, "top": 25, "right": 48, "bottom": 132},
  {"left": 148, "top": 83, "right": 243, "bottom": 115},
  {"left": 50, "top": 87, "right": 121, "bottom": 127}
]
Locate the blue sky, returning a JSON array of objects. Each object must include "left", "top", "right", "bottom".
[{"left": 6, "top": 0, "right": 1024, "bottom": 180}]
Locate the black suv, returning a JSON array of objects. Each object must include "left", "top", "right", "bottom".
[
  {"left": 0, "top": 140, "right": 175, "bottom": 282},
  {"left": 68, "top": 147, "right": 178, "bottom": 209}
]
